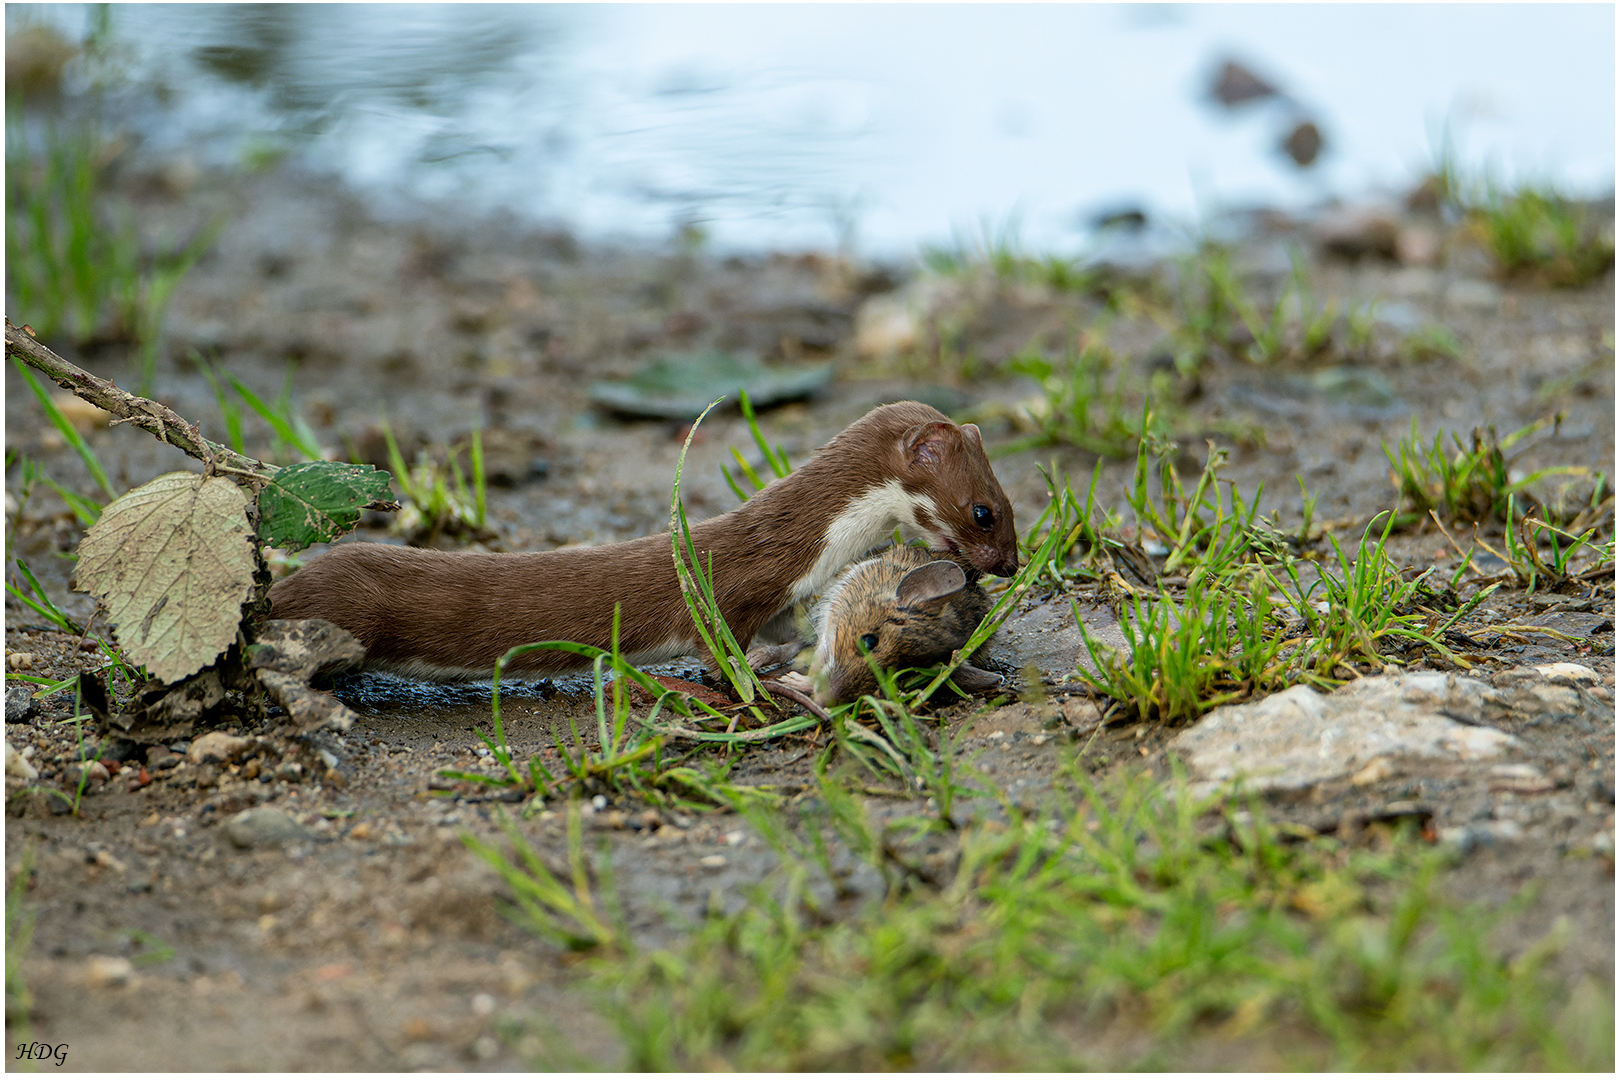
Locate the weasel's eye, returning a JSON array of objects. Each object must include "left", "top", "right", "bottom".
[
  {"left": 973, "top": 504, "right": 995, "bottom": 530},
  {"left": 858, "top": 633, "right": 879, "bottom": 653}
]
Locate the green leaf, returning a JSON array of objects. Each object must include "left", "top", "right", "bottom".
[
  {"left": 258, "top": 461, "right": 393, "bottom": 552},
  {"left": 73, "top": 472, "right": 256, "bottom": 684}
]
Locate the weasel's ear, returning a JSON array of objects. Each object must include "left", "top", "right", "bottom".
[
  {"left": 902, "top": 421, "right": 958, "bottom": 469},
  {"left": 896, "top": 560, "right": 967, "bottom": 607},
  {"left": 959, "top": 422, "right": 983, "bottom": 449}
]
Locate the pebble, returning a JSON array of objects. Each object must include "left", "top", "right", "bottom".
[
  {"left": 5, "top": 687, "right": 36, "bottom": 724},
  {"left": 1395, "top": 223, "right": 1441, "bottom": 266},
  {"left": 1314, "top": 204, "right": 1398, "bottom": 259},
  {"left": 1533, "top": 663, "right": 1601, "bottom": 686},
  {"left": 188, "top": 731, "right": 251, "bottom": 765},
  {"left": 64, "top": 760, "right": 111, "bottom": 787},
  {"left": 224, "top": 807, "right": 311, "bottom": 849},
  {"left": 85, "top": 955, "right": 135, "bottom": 989},
  {"left": 8, "top": 652, "right": 37, "bottom": 671},
  {"left": 5, "top": 740, "right": 38, "bottom": 779}
]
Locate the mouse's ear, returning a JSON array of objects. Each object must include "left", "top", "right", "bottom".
[{"left": 896, "top": 560, "right": 966, "bottom": 607}]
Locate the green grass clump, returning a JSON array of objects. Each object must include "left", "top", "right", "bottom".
[
  {"left": 1000, "top": 339, "right": 1151, "bottom": 458},
  {"left": 486, "top": 768, "right": 1609, "bottom": 1070},
  {"left": 1166, "top": 244, "right": 1340, "bottom": 372},
  {"left": 1382, "top": 415, "right": 1587, "bottom": 526},
  {"left": 377, "top": 412, "right": 488, "bottom": 544},
  {"left": 6, "top": 120, "right": 222, "bottom": 392},
  {"left": 922, "top": 216, "right": 1094, "bottom": 294},
  {"left": 5, "top": 846, "right": 38, "bottom": 1043},
  {"left": 1478, "top": 495, "right": 1616, "bottom": 594},
  {"left": 1470, "top": 185, "right": 1614, "bottom": 287}
]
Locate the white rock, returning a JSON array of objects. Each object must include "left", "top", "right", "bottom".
[
  {"left": 853, "top": 294, "right": 919, "bottom": 358},
  {"left": 5, "top": 740, "right": 38, "bottom": 780},
  {"left": 1170, "top": 674, "right": 1526, "bottom": 797},
  {"left": 188, "top": 731, "right": 251, "bottom": 764},
  {"left": 1534, "top": 663, "right": 1601, "bottom": 686},
  {"left": 85, "top": 955, "right": 135, "bottom": 989}
]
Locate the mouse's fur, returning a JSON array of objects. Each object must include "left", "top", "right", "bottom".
[{"left": 809, "top": 545, "right": 1002, "bottom": 705}]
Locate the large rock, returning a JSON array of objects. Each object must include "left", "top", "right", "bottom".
[{"left": 1168, "top": 673, "right": 1561, "bottom": 797}]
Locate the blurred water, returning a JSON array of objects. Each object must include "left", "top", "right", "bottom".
[{"left": 12, "top": 3, "right": 1616, "bottom": 257}]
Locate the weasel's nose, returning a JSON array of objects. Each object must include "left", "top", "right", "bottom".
[{"left": 970, "top": 546, "right": 1021, "bottom": 578}]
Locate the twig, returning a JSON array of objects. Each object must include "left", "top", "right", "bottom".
[
  {"left": 1428, "top": 510, "right": 1475, "bottom": 569},
  {"left": 8, "top": 319, "right": 277, "bottom": 484},
  {"left": 5, "top": 320, "right": 397, "bottom": 510}
]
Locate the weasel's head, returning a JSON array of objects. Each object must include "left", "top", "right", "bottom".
[{"left": 898, "top": 419, "right": 1020, "bottom": 578}]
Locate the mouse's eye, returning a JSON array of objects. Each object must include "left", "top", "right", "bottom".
[
  {"left": 858, "top": 633, "right": 879, "bottom": 653},
  {"left": 973, "top": 504, "right": 994, "bottom": 530}
]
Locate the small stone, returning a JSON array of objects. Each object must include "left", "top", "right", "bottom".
[
  {"left": 471, "top": 993, "right": 496, "bottom": 1017},
  {"left": 1210, "top": 59, "right": 1278, "bottom": 107},
  {"left": 1315, "top": 204, "right": 1399, "bottom": 259},
  {"left": 1534, "top": 663, "right": 1600, "bottom": 686},
  {"left": 276, "top": 761, "right": 304, "bottom": 782},
  {"left": 1281, "top": 119, "right": 1324, "bottom": 168},
  {"left": 1349, "top": 757, "right": 1396, "bottom": 786},
  {"left": 7, "top": 652, "right": 37, "bottom": 671},
  {"left": 86, "top": 955, "right": 135, "bottom": 988},
  {"left": 224, "top": 807, "right": 310, "bottom": 849},
  {"left": 5, "top": 687, "right": 36, "bottom": 725},
  {"left": 401, "top": 1017, "right": 437, "bottom": 1043},
  {"left": 5, "top": 740, "right": 37, "bottom": 780},
  {"left": 188, "top": 731, "right": 251, "bottom": 764},
  {"left": 1395, "top": 223, "right": 1441, "bottom": 266},
  {"left": 699, "top": 854, "right": 728, "bottom": 869},
  {"left": 62, "top": 760, "right": 110, "bottom": 789},
  {"left": 348, "top": 822, "right": 372, "bottom": 841},
  {"left": 147, "top": 746, "right": 180, "bottom": 771}
]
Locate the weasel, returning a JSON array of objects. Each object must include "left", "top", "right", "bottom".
[
  {"left": 806, "top": 546, "right": 1000, "bottom": 705},
  {"left": 268, "top": 402, "right": 1020, "bottom": 679}
]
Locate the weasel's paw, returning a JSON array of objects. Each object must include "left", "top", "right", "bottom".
[
  {"left": 773, "top": 671, "right": 813, "bottom": 694},
  {"left": 745, "top": 641, "right": 805, "bottom": 672}
]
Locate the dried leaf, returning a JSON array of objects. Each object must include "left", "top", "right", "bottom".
[
  {"left": 258, "top": 460, "right": 393, "bottom": 552},
  {"left": 74, "top": 471, "right": 256, "bottom": 684}
]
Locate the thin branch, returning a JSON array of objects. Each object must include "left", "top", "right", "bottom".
[
  {"left": 6, "top": 319, "right": 397, "bottom": 510},
  {"left": 8, "top": 318, "right": 277, "bottom": 483}
]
